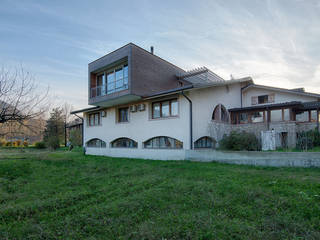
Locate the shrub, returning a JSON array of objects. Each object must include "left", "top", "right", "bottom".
[
  {"left": 34, "top": 141, "right": 46, "bottom": 149},
  {"left": 219, "top": 131, "right": 261, "bottom": 151},
  {"left": 296, "top": 128, "right": 320, "bottom": 151},
  {"left": 46, "top": 136, "right": 60, "bottom": 150},
  {"left": 6, "top": 141, "right": 12, "bottom": 147},
  {"left": 23, "top": 141, "right": 29, "bottom": 147},
  {"left": 69, "top": 129, "right": 82, "bottom": 147},
  {"left": 0, "top": 139, "right": 6, "bottom": 147}
]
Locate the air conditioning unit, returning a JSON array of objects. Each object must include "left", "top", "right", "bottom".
[
  {"left": 101, "top": 110, "right": 107, "bottom": 117},
  {"left": 138, "top": 103, "right": 146, "bottom": 111},
  {"left": 130, "top": 105, "right": 137, "bottom": 112}
]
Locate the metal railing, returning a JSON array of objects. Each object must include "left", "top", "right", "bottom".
[{"left": 90, "top": 85, "right": 105, "bottom": 98}]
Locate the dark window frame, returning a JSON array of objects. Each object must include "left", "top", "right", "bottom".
[
  {"left": 144, "top": 136, "right": 183, "bottom": 149},
  {"left": 258, "top": 95, "right": 269, "bottom": 104},
  {"left": 88, "top": 112, "right": 101, "bottom": 126},
  {"left": 152, "top": 99, "right": 178, "bottom": 119},
  {"left": 111, "top": 137, "right": 138, "bottom": 148},
  {"left": 86, "top": 138, "right": 106, "bottom": 148},
  {"left": 194, "top": 136, "right": 216, "bottom": 149},
  {"left": 118, "top": 107, "right": 129, "bottom": 123}
]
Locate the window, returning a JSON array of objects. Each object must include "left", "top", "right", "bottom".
[
  {"left": 212, "top": 104, "right": 229, "bottom": 122},
  {"left": 311, "top": 110, "right": 318, "bottom": 122},
  {"left": 111, "top": 138, "right": 137, "bottom": 148},
  {"left": 88, "top": 112, "right": 101, "bottom": 126},
  {"left": 270, "top": 110, "right": 282, "bottom": 122},
  {"left": 240, "top": 113, "right": 248, "bottom": 124},
  {"left": 194, "top": 136, "right": 216, "bottom": 149},
  {"left": 152, "top": 99, "right": 178, "bottom": 119},
  {"left": 296, "top": 111, "right": 309, "bottom": 122},
  {"left": 96, "top": 74, "right": 105, "bottom": 96},
  {"left": 118, "top": 107, "right": 129, "bottom": 122},
  {"left": 86, "top": 138, "right": 106, "bottom": 148},
  {"left": 251, "top": 111, "right": 264, "bottom": 123},
  {"left": 106, "top": 64, "right": 128, "bottom": 94},
  {"left": 144, "top": 136, "right": 183, "bottom": 149},
  {"left": 258, "top": 95, "right": 269, "bottom": 104}
]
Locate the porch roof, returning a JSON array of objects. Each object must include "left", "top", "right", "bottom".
[{"left": 228, "top": 101, "right": 302, "bottom": 112}]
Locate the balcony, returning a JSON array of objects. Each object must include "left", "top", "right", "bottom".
[{"left": 90, "top": 85, "right": 105, "bottom": 98}]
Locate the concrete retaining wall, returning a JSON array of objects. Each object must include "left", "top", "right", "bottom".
[
  {"left": 186, "top": 150, "right": 320, "bottom": 167},
  {"left": 86, "top": 147, "right": 320, "bottom": 167}
]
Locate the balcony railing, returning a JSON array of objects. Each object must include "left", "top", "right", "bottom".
[{"left": 90, "top": 85, "right": 105, "bottom": 98}]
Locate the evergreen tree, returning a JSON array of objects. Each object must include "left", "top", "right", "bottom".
[{"left": 43, "top": 108, "right": 65, "bottom": 149}]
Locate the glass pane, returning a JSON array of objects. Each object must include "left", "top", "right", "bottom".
[
  {"left": 145, "top": 140, "right": 152, "bottom": 148},
  {"left": 171, "top": 100, "right": 178, "bottom": 116},
  {"left": 153, "top": 103, "right": 160, "bottom": 118},
  {"left": 311, "top": 110, "right": 317, "bottom": 122},
  {"left": 240, "top": 113, "right": 248, "bottom": 124},
  {"left": 89, "top": 115, "right": 94, "bottom": 126},
  {"left": 162, "top": 101, "right": 170, "bottom": 117},
  {"left": 119, "top": 108, "right": 128, "bottom": 122},
  {"left": 124, "top": 65, "right": 128, "bottom": 78},
  {"left": 296, "top": 111, "right": 309, "bottom": 122},
  {"left": 159, "top": 137, "right": 166, "bottom": 148},
  {"left": 124, "top": 77, "right": 128, "bottom": 86},
  {"left": 107, "top": 72, "right": 115, "bottom": 83},
  {"left": 284, "top": 109, "right": 290, "bottom": 121},
  {"left": 115, "top": 68, "right": 123, "bottom": 80},
  {"left": 271, "top": 110, "right": 282, "bottom": 122},
  {"left": 94, "top": 113, "right": 99, "bottom": 125},
  {"left": 251, "top": 111, "right": 264, "bottom": 123},
  {"left": 108, "top": 83, "right": 115, "bottom": 91},
  {"left": 116, "top": 79, "right": 123, "bottom": 89},
  {"left": 97, "top": 74, "right": 104, "bottom": 86}
]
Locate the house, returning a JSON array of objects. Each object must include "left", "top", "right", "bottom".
[{"left": 71, "top": 43, "right": 320, "bottom": 160}]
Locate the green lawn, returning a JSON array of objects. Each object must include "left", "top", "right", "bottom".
[{"left": 0, "top": 149, "right": 319, "bottom": 239}]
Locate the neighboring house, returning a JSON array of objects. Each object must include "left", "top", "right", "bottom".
[{"left": 72, "top": 43, "right": 320, "bottom": 160}]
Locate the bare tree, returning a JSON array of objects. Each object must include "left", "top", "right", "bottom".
[{"left": 0, "top": 65, "right": 50, "bottom": 137}]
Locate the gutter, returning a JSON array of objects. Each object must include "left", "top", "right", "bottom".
[{"left": 181, "top": 91, "right": 193, "bottom": 150}]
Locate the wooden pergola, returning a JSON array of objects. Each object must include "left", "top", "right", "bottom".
[{"left": 229, "top": 101, "right": 320, "bottom": 130}]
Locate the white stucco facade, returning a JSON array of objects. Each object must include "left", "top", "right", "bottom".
[{"left": 82, "top": 82, "right": 320, "bottom": 159}]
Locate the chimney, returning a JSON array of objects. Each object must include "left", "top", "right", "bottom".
[{"left": 150, "top": 46, "right": 154, "bottom": 55}]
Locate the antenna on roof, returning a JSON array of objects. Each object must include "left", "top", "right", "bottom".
[{"left": 150, "top": 46, "right": 154, "bottom": 55}]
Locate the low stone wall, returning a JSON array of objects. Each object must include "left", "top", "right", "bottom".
[
  {"left": 186, "top": 150, "right": 320, "bottom": 167},
  {"left": 85, "top": 147, "right": 320, "bottom": 168}
]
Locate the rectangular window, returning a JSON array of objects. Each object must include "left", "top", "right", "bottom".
[
  {"left": 296, "top": 111, "right": 309, "bottom": 122},
  {"left": 239, "top": 113, "right": 248, "bottom": 124},
  {"left": 311, "top": 110, "right": 317, "bottom": 122},
  {"left": 283, "top": 109, "right": 290, "bottom": 121},
  {"left": 106, "top": 64, "right": 128, "bottom": 94},
  {"left": 270, "top": 110, "right": 282, "bottom": 122},
  {"left": 251, "top": 111, "right": 264, "bottom": 123},
  {"left": 88, "top": 112, "right": 101, "bottom": 126},
  {"left": 258, "top": 95, "right": 269, "bottom": 104},
  {"left": 152, "top": 99, "right": 179, "bottom": 119},
  {"left": 118, "top": 107, "right": 129, "bottom": 123}
]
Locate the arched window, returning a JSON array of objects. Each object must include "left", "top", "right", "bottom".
[
  {"left": 86, "top": 138, "right": 106, "bottom": 148},
  {"left": 212, "top": 104, "right": 229, "bottom": 122},
  {"left": 111, "top": 138, "right": 138, "bottom": 148},
  {"left": 144, "top": 136, "right": 183, "bottom": 149},
  {"left": 194, "top": 136, "right": 216, "bottom": 149}
]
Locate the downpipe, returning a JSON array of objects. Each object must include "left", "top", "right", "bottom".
[{"left": 181, "top": 91, "right": 193, "bottom": 150}]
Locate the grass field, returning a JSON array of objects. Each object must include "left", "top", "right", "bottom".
[{"left": 0, "top": 148, "right": 319, "bottom": 239}]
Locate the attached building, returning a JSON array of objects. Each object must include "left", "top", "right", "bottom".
[{"left": 72, "top": 43, "right": 320, "bottom": 159}]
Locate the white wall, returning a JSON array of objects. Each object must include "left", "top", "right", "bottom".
[
  {"left": 84, "top": 82, "right": 245, "bottom": 157},
  {"left": 84, "top": 94, "right": 191, "bottom": 150},
  {"left": 189, "top": 83, "right": 242, "bottom": 141},
  {"left": 242, "top": 88, "right": 317, "bottom": 107}
]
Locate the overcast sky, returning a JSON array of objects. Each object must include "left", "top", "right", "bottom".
[{"left": 1, "top": 0, "right": 320, "bottom": 109}]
